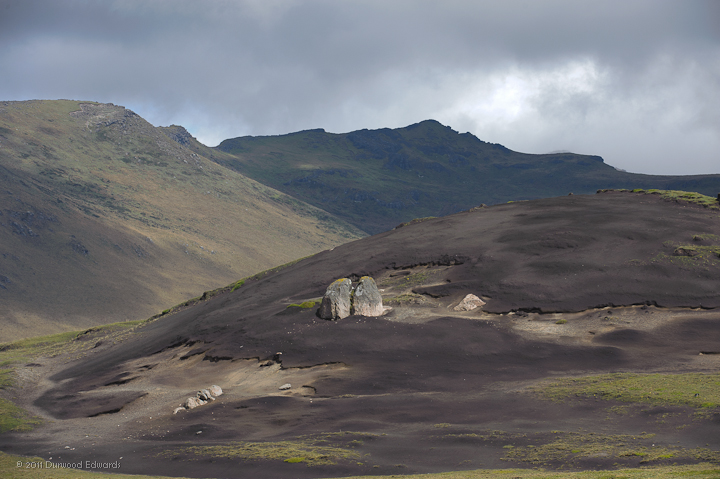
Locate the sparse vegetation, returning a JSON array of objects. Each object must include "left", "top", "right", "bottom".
[
  {"left": 536, "top": 372, "right": 720, "bottom": 409},
  {"left": 0, "top": 399, "right": 42, "bottom": 433},
  {"left": 555, "top": 319, "right": 567, "bottom": 324},
  {"left": 161, "top": 433, "right": 365, "bottom": 466},
  {"left": 504, "top": 431, "right": 720, "bottom": 468},
  {"left": 287, "top": 301, "right": 316, "bottom": 309},
  {"left": 618, "top": 189, "right": 720, "bottom": 209},
  {"left": 385, "top": 292, "right": 429, "bottom": 305}
]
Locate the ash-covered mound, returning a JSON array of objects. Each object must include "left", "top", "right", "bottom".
[{"left": 10, "top": 190, "right": 720, "bottom": 478}]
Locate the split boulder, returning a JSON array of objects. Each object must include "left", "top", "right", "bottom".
[
  {"left": 317, "top": 278, "right": 352, "bottom": 320},
  {"left": 353, "top": 276, "right": 384, "bottom": 316}
]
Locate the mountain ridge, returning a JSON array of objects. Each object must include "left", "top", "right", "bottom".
[
  {"left": 215, "top": 119, "right": 720, "bottom": 234},
  {"left": 0, "top": 100, "right": 363, "bottom": 341}
]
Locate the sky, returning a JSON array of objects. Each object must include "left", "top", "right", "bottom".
[{"left": 1, "top": 0, "right": 718, "bottom": 175}]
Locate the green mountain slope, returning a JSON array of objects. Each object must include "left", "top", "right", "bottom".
[
  {"left": 215, "top": 120, "right": 720, "bottom": 234},
  {"left": 0, "top": 100, "right": 363, "bottom": 341}
]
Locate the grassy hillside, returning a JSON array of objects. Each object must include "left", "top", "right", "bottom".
[
  {"left": 0, "top": 100, "right": 363, "bottom": 341},
  {"left": 215, "top": 120, "right": 720, "bottom": 234}
]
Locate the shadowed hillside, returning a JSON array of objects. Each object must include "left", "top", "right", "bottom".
[
  {"left": 215, "top": 120, "right": 720, "bottom": 234},
  {"left": 0, "top": 100, "right": 363, "bottom": 341}
]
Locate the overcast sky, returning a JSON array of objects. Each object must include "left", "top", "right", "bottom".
[{"left": 1, "top": 0, "right": 718, "bottom": 175}]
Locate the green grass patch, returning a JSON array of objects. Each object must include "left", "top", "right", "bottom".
[
  {"left": 162, "top": 436, "right": 361, "bottom": 466},
  {"left": 0, "top": 399, "right": 42, "bottom": 433},
  {"left": 555, "top": 319, "right": 567, "bottom": 324},
  {"left": 287, "top": 301, "right": 316, "bottom": 309},
  {"left": 627, "top": 189, "right": 720, "bottom": 209},
  {"left": 536, "top": 372, "right": 720, "bottom": 409},
  {"left": 504, "top": 431, "right": 720, "bottom": 468}
]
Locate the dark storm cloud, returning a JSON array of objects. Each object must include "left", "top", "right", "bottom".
[{"left": 1, "top": 0, "right": 718, "bottom": 174}]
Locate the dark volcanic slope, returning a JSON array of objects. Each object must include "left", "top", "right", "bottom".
[
  {"left": 215, "top": 120, "right": 720, "bottom": 234},
  {"left": 12, "top": 191, "right": 720, "bottom": 478},
  {"left": 46, "top": 190, "right": 720, "bottom": 383}
]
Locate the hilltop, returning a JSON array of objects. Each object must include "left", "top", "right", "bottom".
[
  {"left": 1, "top": 191, "right": 718, "bottom": 478},
  {"left": 215, "top": 120, "right": 720, "bottom": 234},
  {"left": 0, "top": 100, "right": 363, "bottom": 341}
]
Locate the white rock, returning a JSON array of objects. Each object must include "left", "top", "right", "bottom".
[
  {"left": 209, "top": 385, "right": 223, "bottom": 397},
  {"left": 173, "top": 407, "right": 185, "bottom": 414},
  {"left": 279, "top": 383, "right": 292, "bottom": 390},
  {"left": 198, "top": 389, "right": 215, "bottom": 401},
  {"left": 453, "top": 294, "right": 486, "bottom": 312},
  {"left": 184, "top": 397, "right": 203, "bottom": 409}
]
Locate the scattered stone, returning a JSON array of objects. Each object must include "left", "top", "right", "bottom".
[
  {"left": 198, "top": 389, "right": 215, "bottom": 401},
  {"left": 353, "top": 276, "right": 384, "bottom": 316},
  {"left": 176, "top": 385, "right": 223, "bottom": 413},
  {"left": 279, "top": 383, "right": 292, "bottom": 390},
  {"left": 453, "top": 294, "right": 486, "bottom": 312},
  {"left": 317, "top": 278, "right": 352, "bottom": 320},
  {"left": 184, "top": 397, "right": 203, "bottom": 409}
]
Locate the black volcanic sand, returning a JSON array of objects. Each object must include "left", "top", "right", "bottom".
[{"left": 2, "top": 191, "right": 720, "bottom": 478}]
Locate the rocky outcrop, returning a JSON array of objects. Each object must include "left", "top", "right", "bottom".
[
  {"left": 353, "top": 276, "right": 384, "bottom": 316},
  {"left": 175, "top": 385, "right": 223, "bottom": 413},
  {"left": 317, "top": 278, "right": 353, "bottom": 320},
  {"left": 317, "top": 276, "right": 385, "bottom": 319},
  {"left": 453, "top": 294, "right": 486, "bottom": 311}
]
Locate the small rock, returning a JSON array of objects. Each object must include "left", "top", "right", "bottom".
[
  {"left": 453, "top": 294, "right": 486, "bottom": 311},
  {"left": 353, "top": 276, "right": 384, "bottom": 316},
  {"left": 209, "top": 385, "right": 223, "bottom": 397},
  {"left": 173, "top": 407, "right": 185, "bottom": 414},
  {"left": 197, "top": 389, "right": 215, "bottom": 401},
  {"left": 184, "top": 397, "right": 203, "bottom": 409},
  {"left": 279, "top": 383, "right": 292, "bottom": 390}
]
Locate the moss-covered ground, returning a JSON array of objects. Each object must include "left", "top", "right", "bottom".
[
  {"left": 535, "top": 372, "right": 720, "bottom": 410},
  {"left": 160, "top": 432, "right": 374, "bottom": 466}
]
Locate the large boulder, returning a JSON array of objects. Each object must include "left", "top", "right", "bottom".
[
  {"left": 353, "top": 276, "right": 384, "bottom": 316},
  {"left": 317, "top": 278, "right": 352, "bottom": 320}
]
